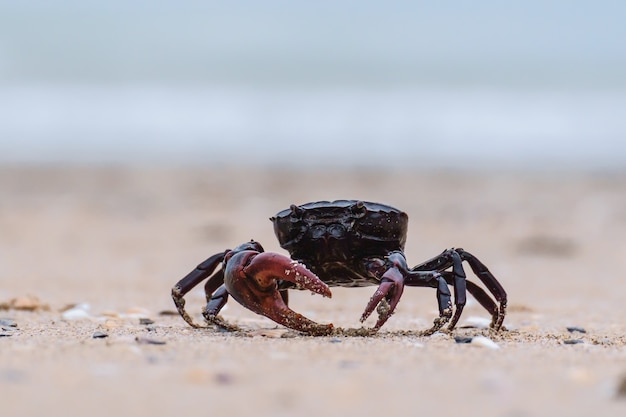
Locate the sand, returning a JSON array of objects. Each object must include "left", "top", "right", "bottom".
[{"left": 1, "top": 165, "right": 625, "bottom": 417}]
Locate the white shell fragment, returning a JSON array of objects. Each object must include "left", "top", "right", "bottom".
[
  {"left": 460, "top": 316, "right": 492, "bottom": 329},
  {"left": 471, "top": 335, "right": 501, "bottom": 349},
  {"left": 61, "top": 303, "right": 92, "bottom": 320}
]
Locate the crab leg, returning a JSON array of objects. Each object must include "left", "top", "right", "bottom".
[
  {"left": 223, "top": 251, "right": 334, "bottom": 335},
  {"left": 172, "top": 251, "right": 228, "bottom": 328}
]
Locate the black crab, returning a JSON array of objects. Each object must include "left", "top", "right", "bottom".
[{"left": 172, "top": 200, "right": 507, "bottom": 335}]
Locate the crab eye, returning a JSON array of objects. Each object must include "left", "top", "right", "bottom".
[
  {"left": 289, "top": 204, "right": 304, "bottom": 221},
  {"left": 350, "top": 201, "right": 366, "bottom": 218}
]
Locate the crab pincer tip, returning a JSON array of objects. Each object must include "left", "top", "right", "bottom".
[{"left": 287, "top": 261, "right": 332, "bottom": 298}]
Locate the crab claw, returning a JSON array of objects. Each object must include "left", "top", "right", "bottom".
[{"left": 223, "top": 251, "right": 334, "bottom": 335}]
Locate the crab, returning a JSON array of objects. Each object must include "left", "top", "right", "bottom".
[{"left": 172, "top": 200, "right": 507, "bottom": 336}]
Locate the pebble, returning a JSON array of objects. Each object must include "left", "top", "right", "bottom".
[
  {"left": 135, "top": 336, "right": 166, "bottom": 345},
  {"left": 139, "top": 318, "right": 154, "bottom": 325},
  {"left": 158, "top": 310, "right": 178, "bottom": 316},
  {"left": 455, "top": 335, "right": 500, "bottom": 349},
  {"left": 617, "top": 375, "right": 626, "bottom": 398},
  {"left": 215, "top": 372, "right": 234, "bottom": 385},
  {"left": 566, "top": 326, "right": 587, "bottom": 334},
  {"left": 563, "top": 339, "right": 584, "bottom": 345},
  {"left": 0, "top": 319, "right": 17, "bottom": 327},
  {"left": 92, "top": 331, "right": 108, "bottom": 339},
  {"left": 338, "top": 360, "right": 359, "bottom": 369}
]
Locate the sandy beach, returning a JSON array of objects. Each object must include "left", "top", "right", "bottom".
[{"left": 1, "top": 165, "right": 625, "bottom": 417}]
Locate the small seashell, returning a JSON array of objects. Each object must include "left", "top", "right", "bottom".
[
  {"left": 103, "top": 319, "right": 121, "bottom": 329},
  {"left": 61, "top": 303, "right": 92, "bottom": 320},
  {"left": 404, "top": 341, "right": 425, "bottom": 348},
  {"left": 248, "top": 328, "right": 288, "bottom": 338},
  {"left": 471, "top": 336, "right": 500, "bottom": 349},
  {"left": 92, "top": 331, "right": 108, "bottom": 339},
  {"left": 567, "top": 367, "right": 594, "bottom": 385},
  {"left": 125, "top": 307, "right": 152, "bottom": 319},
  {"left": 185, "top": 368, "right": 212, "bottom": 384},
  {"left": 10, "top": 295, "right": 49, "bottom": 311},
  {"left": 459, "top": 316, "right": 491, "bottom": 329}
]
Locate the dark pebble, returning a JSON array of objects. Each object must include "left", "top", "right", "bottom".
[
  {"left": 139, "top": 318, "right": 155, "bottom": 325},
  {"left": 0, "top": 333, "right": 12, "bottom": 337},
  {"left": 92, "top": 331, "right": 108, "bottom": 339},
  {"left": 329, "top": 338, "right": 342, "bottom": 343},
  {"left": 454, "top": 336, "right": 473, "bottom": 344},
  {"left": 215, "top": 372, "right": 234, "bottom": 385},
  {"left": 566, "top": 326, "right": 587, "bottom": 334},
  {"left": 338, "top": 360, "right": 359, "bottom": 369},
  {"left": 158, "top": 310, "right": 178, "bottom": 316},
  {"left": 563, "top": 339, "right": 584, "bottom": 345},
  {"left": 0, "top": 369, "right": 27, "bottom": 383},
  {"left": 135, "top": 336, "right": 166, "bottom": 345},
  {"left": 0, "top": 319, "right": 17, "bottom": 328},
  {"left": 617, "top": 375, "right": 626, "bottom": 398}
]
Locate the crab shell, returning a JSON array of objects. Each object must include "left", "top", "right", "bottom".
[{"left": 271, "top": 200, "right": 408, "bottom": 263}]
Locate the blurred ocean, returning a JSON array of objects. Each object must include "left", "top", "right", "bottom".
[{"left": 1, "top": 1, "right": 625, "bottom": 170}]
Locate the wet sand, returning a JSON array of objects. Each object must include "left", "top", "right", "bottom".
[{"left": 1, "top": 166, "right": 625, "bottom": 416}]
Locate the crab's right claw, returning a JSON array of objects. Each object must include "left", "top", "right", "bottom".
[
  {"left": 223, "top": 251, "right": 334, "bottom": 336},
  {"left": 360, "top": 266, "right": 405, "bottom": 330}
]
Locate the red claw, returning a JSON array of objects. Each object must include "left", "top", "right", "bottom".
[{"left": 223, "top": 251, "right": 334, "bottom": 335}]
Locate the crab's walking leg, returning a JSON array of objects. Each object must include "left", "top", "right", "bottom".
[
  {"left": 403, "top": 270, "right": 454, "bottom": 335},
  {"left": 224, "top": 251, "right": 334, "bottom": 335},
  {"left": 412, "top": 248, "right": 507, "bottom": 331},
  {"left": 440, "top": 272, "right": 499, "bottom": 318},
  {"left": 456, "top": 249, "right": 507, "bottom": 330},
  {"left": 202, "top": 284, "right": 240, "bottom": 332},
  {"left": 172, "top": 251, "right": 228, "bottom": 328}
]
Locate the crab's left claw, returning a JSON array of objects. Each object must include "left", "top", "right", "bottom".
[{"left": 223, "top": 251, "right": 334, "bottom": 335}]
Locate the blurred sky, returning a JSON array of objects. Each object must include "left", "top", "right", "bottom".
[{"left": 0, "top": 0, "right": 625, "bottom": 169}]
